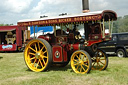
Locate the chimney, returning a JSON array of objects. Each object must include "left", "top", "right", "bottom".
[
  {"left": 82, "top": 0, "right": 90, "bottom": 13},
  {"left": 82, "top": 0, "right": 90, "bottom": 40}
]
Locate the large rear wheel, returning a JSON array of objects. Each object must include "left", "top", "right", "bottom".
[
  {"left": 71, "top": 50, "right": 92, "bottom": 74},
  {"left": 24, "top": 39, "right": 52, "bottom": 72},
  {"left": 91, "top": 49, "right": 108, "bottom": 70}
]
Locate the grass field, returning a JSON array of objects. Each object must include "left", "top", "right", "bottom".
[{"left": 0, "top": 52, "right": 128, "bottom": 85}]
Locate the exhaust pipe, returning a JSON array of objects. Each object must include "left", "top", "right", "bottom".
[
  {"left": 82, "top": 0, "right": 90, "bottom": 40},
  {"left": 82, "top": 0, "right": 90, "bottom": 13}
]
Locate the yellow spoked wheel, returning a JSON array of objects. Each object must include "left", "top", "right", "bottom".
[
  {"left": 91, "top": 49, "right": 108, "bottom": 70},
  {"left": 71, "top": 50, "right": 92, "bottom": 74},
  {"left": 24, "top": 39, "right": 52, "bottom": 72}
]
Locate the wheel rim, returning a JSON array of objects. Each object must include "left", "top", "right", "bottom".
[
  {"left": 71, "top": 51, "right": 91, "bottom": 74},
  {"left": 92, "top": 50, "right": 107, "bottom": 70},
  {"left": 24, "top": 40, "right": 49, "bottom": 72},
  {"left": 118, "top": 51, "right": 123, "bottom": 58}
]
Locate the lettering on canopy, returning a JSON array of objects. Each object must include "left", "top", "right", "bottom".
[{"left": 18, "top": 15, "right": 102, "bottom": 26}]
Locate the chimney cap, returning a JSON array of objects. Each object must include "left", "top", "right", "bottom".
[{"left": 83, "top": 10, "right": 90, "bottom": 13}]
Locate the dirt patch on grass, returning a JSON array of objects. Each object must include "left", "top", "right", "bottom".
[
  {"left": 63, "top": 75, "right": 120, "bottom": 85},
  {"left": 0, "top": 75, "right": 39, "bottom": 84}
]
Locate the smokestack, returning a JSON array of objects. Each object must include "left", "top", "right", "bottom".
[
  {"left": 82, "top": 0, "right": 90, "bottom": 40},
  {"left": 82, "top": 0, "right": 90, "bottom": 13}
]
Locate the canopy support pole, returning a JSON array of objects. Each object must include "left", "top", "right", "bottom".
[
  {"left": 33, "top": 26, "right": 36, "bottom": 39},
  {"left": 54, "top": 25, "right": 56, "bottom": 37},
  {"left": 102, "top": 19, "right": 105, "bottom": 38}
]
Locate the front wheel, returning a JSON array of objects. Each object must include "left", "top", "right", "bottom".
[
  {"left": 24, "top": 39, "right": 52, "bottom": 72},
  {"left": 71, "top": 50, "right": 92, "bottom": 74},
  {"left": 91, "top": 49, "right": 108, "bottom": 70}
]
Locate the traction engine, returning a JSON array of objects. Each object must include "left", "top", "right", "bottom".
[{"left": 19, "top": 10, "right": 117, "bottom": 74}]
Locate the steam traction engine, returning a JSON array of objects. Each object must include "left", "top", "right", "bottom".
[{"left": 18, "top": 10, "right": 117, "bottom": 74}]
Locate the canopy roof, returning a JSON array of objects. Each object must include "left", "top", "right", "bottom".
[
  {"left": 0, "top": 26, "right": 17, "bottom": 32},
  {"left": 18, "top": 10, "right": 117, "bottom": 26}
]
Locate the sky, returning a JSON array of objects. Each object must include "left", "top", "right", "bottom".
[{"left": 0, "top": 0, "right": 128, "bottom": 25}]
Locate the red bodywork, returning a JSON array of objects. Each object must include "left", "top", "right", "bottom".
[
  {"left": 0, "top": 44, "right": 17, "bottom": 51},
  {"left": 52, "top": 45, "right": 63, "bottom": 62},
  {"left": 0, "top": 26, "right": 25, "bottom": 51}
]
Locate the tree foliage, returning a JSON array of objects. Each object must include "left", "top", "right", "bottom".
[{"left": 113, "top": 15, "right": 128, "bottom": 33}]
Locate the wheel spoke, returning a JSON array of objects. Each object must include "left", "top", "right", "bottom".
[
  {"left": 95, "top": 62, "right": 98, "bottom": 69},
  {"left": 36, "top": 60, "right": 40, "bottom": 69},
  {"left": 35, "top": 43, "right": 37, "bottom": 52},
  {"left": 83, "top": 60, "right": 88, "bottom": 63},
  {"left": 97, "top": 62, "right": 100, "bottom": 67},
  {"left": 29, "top": 52, "right": 35, "bottom": 56},
  {"left": 33, "top": 59, "right": 37, "bottom": 66},
  {"left": 43, "top": 56, "right": 48, "bottom": 58},
  {"left": 91, "top": 57, "right": 96, "bottom": 62},
  {"left": 98, "top": 56, "right": 101, "bottom": 60},
  {"left": 39, "top": 59, "right": 43, "bottom": 68},
  {"left": 80, "top": 66, "right": 82, "bottom": 72},
  {"left": 43, "top": 50, "right": 47, "bottom": 54},
  {"left": 83, "top": 63, "right": 89, "bottom": 68},
  {"left": 82, "top": 55, "right": 86, "bottom": 61},
  {"left": 30, "top": 57, "right": 36, "bottom": 60},
  {"left": 76, "top": 64, "right": 80, "bottom": 70},
  {"left": 40, "top": 46, "right": 45, "bottom": 52},
  {"left": 92, "top": 62, "right": 96, "bottom": 67},
  {"left": 99, "top": 61, "right": 105, "bottom": 65},
  {"left": 40, "top": 55, "right": 48, "bottom": 59},
  {"left": 79, "top": 53, "right": 82, "bottom": 59},
  {"left": 73, "top": 59, "right": 79, "bottom": 63},
  {"left": 100, "top": 59, "right": 105, "bottom": 60},
  {"left": 81, "top": 65, "right": 86, "bottom": 72},
  {"left": 74, "top": 62, "right": 79, "bottom": 66},
  {"left": 75, "top": 55, "right": 80, "bottom": 61},
  {"left": 91, "top": 57, "right": 94, "bottom": 60},
  {"left": 29, "top": 47, "right": 36, "bottom": 52},
  {"left": 38, "top": 42, "right": 40, "bottom": 50},
  {"left": 42, "top": 59, "right": 46, "bottom": 66}
]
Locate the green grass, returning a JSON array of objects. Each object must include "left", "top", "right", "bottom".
[{"left": 0, "top": 52, "right": 128, "bottom": 85}]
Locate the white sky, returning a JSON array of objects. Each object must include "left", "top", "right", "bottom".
[{"left": 0, "top": 0, "right": 127, "bottom": 24}]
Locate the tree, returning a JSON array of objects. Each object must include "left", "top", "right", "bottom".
[
  {"left": 117, "top": 15, "right": 128, "bottom": 33},
  {"left": 112, "top": 17, "right": 122, "bottom": 33}
]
